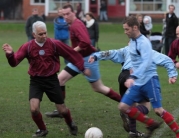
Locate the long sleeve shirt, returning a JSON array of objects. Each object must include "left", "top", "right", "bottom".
[
  {"left": 93, "top": 46, "right": 177, "bottom": 79},
  {"left": 128, "top": 35, "right": 155, "bottom": 85},
  {"left": 70, "top": 19, "right": 96, "bottom": 57},
  {"left": 6, "top": 38, "right": 85, "bottom": 77},
  {"left": 93, "top": 46, "right": 132, "bottom": 71},
  {"left": 152, "top": 50, "right": 177, "bottom": 78}
]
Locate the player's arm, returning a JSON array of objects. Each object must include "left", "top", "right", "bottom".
[
  {"left": 72, "top": 25, "right": 91, "bottom": 51},
  {"left": 88, "top": 49, "right": 125, "bottom": 63},
  {"left": 73, "top": 46, "right": 81, "bottom": 52},
  {"left": 153, "top": 50, "right": 178, "bottom": 83},
  {"left": 2, "top": 43, "right": 27, "bottom": 67},
  {"left": 55, "top": 40, "right": 90, "bottom": 76}
]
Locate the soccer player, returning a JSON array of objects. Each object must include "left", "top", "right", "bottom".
[
  {"left": 88, "top": 46, "right": 178, "bottom": 137},
  {"left": 168, "top": 26, "right": 179, "bottom": 66},
  {"left": 2, "top": 21, "right": 90, "bottom": 137},
  {"left": 118, "top": 16, "right": 179, "bottom": 138},
  {"left": 45, "top": 4, "right": 121, "bottom": 117}
]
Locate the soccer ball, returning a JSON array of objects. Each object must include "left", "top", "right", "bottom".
[{"left": 85, "top": 127, "right": 103, "bottom": 138}]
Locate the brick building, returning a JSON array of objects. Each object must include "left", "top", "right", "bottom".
[
  {"left": 1, "top": 0, "right": 179, "bottom": 21},
  {"left": 22, "top": 0, "right": 45, "bottom": 20}
]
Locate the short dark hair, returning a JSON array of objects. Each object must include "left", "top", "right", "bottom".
[
  {"left": 169, "top": 4, "right": 175, "bottom": 9},
  {"left": 63, "top": 4, "right": 74, "bottom": 12},
  {"left": 123, "top": 15, "right": 140, "bottom": 28}
]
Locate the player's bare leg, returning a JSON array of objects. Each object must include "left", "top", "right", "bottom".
[{"left": 90, "top": 79, "right": 121, "bottom": 102}]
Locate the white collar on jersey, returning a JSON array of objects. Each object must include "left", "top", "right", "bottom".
[{"left": 35, "top": 40, "right": 45, "bottom": 47}]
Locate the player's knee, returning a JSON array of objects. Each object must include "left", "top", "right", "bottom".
[
  {"left": 56, "top": 104, "right": 68, "bottom": 115},
  {"left": 154, "top": 108, "right": 164, "bottom": 116},
  {"left": 60, "top": 108, "right": 69, "bottom": 116},
  {"left": 91, "top": 85, "right": 101, "bottom": 92},
  {"left": 118, "top": 103, "right": 127, "bottom": 112},
  {"left": 92, "top": 87, "right": 100, "bottom": 92},
  {"left": 31, "top": 109, "right": 39, "bottom": 115}
]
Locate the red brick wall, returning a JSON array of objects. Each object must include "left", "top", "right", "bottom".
[
  {"left": 22, "top": 0, "right": 165, "bottom": 21},
  {"left": 22, "top": 0, "right": 45, "bottom": 20},
  {"left": 108, "top": 5, "right": 125, "bottom": 18}
]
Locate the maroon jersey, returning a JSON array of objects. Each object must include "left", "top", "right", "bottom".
[
  {"left": 168, "top": 39, "right": 179, "bottom": 63},
  {"left": 6, "top": 38, "right": 85, "bottom": 77},
  {"left": 70, "top": 19, "right": 96, "bottom": 57}
]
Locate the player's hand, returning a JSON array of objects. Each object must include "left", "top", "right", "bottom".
[
  {"left": 83, "top": 68, "right": 91, "bottom": 76},
  {"left": 125, "top": 78, "right": 134, "bottom": 88},
  {"left": 74, "top": 46, "right": 81, "bottom": 52},
  {"left": 169, "top": 77, "right": 177, "bottom": 84},
  {"left": 88, "top": 56, "right": 95, "bottom": 63},
  {"left": 175, "top": 62, "right": 179, "bottom": 69},
  {"left": 2, "top": 43, "right": 13, "bottom": 54},
  {"left": 129, "top": 69, "right": 133, "bottom": 74}
]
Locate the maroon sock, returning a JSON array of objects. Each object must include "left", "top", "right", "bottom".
[
  {"left": 105, "top": 88, "right": 121, "bottom": 102},
  {"left": 161, "top": 111, "right": 179, "bottom": 136},
  {"left": 61, "top": 86, "right": 65, "bottom": 100},
  {"left": 63, "top": 109, "right": 72, "bottom": 126},
  {"left": 31, "top": 112, "right": 46, "bottom": 130},
  {"left": 126, "top": 107, "right": 154, "bottom": 126}
]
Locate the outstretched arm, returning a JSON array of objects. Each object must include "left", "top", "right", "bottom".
[
  {"left": 2, "top": 43, "right": 28, "bottom": 67},
  {"left": 88, "top": 48, "right": 127, "bottom": 64},
  {"left": 153, "top": 50, "right": 178, "bottom": 80},
  {"left": 2, "top": 43, "right": 13, "bottom": 54},
  {"left": 55, "top": 40, "right": 91, "bottom": 76}
]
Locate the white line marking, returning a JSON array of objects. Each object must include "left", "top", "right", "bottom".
[{"left": 152, "top": 107, "right": 179, "bottom": 138}]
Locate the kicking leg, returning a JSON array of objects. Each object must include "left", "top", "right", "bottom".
[{"left": 90, "top": 79, "right": 121, "bottom": 102}]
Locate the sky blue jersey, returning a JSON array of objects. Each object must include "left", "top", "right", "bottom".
[
  {"left": 129, "top": 35, "right": 155, "bottom": 85},
  {"left": 93, "top": 46, "right": 177, "bottom": 85}
]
